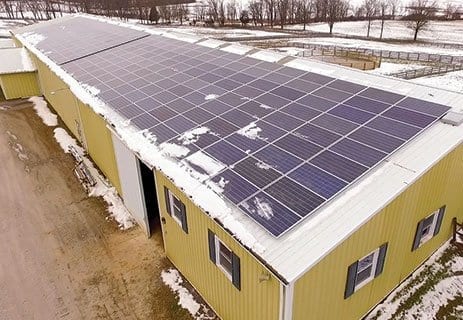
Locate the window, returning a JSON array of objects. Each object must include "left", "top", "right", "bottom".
[
  {"left": 163, "top": 186, "right": 188, "bottom": 233},
  {"left": 208, "top": 230, "right": 241, "bottom": 290},
  {"left": 344, "top": 243, "right": 388, "bottom": 299},
  {"left": 412, "top": 206, "right": 445, "bottom": 251}
]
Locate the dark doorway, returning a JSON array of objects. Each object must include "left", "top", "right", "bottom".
[{"left": 139, "top": 159, "right": 160, "bottom": 236}]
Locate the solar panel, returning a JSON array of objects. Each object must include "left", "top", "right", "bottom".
[
  {"left": 57, "top": 26, "right": 451, "bottom": 238},
  {"left": 19, "top": 16, "right": 149, "bottom": 65}
]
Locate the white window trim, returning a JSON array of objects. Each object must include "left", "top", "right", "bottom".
[
  {"left": 168, "top": 190, "right": 183, "bottom": 227},
  {"left": 354, "top": 248, "right": 380, "bottom": 291},
  {"left": 419, "top": 209, "right": 440, "bottom": 246},
  {"left": 214, "top": 235, "right": 233, "bottom": 281}
]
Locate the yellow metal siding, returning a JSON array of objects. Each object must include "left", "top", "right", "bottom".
[
  {"left": 31, "top": 54, "right": 83, "bottom": 141},
  {"left": 293, "top": 144, "right": 463, "bottom": 320},
  {"left": 156, "top": 171, "right": 281, "bottom": 320},
  {"left": 78, "top": 101, "right": 122, "bottom": 195},
  {"left": 0, "top": 72, "right": 40, "bottom": 100}
]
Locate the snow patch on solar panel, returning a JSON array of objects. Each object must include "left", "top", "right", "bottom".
[
  {"left": 160, "top": 142, "right": 190, "bottom": 158},
  {"left": 204, "top": 94, "right": 219, "bottom": 100},
  {"left": 259, "top": 104, "right": 274, "bottom": 110},
  {"left": 21, "top": 32, "right": 46, "bottom": 46},
  {"left": 237, "top": 122, "right": 264, "bottom": 140},
  {"left": 183, "top": 151, "right": 226, "bottom": 182},
  {"left": 81, "top": 83, "right": 100, "bottom": 96},
  {"left": 256, "top": 161, "right": 275, "bottom": 170},
  {"left": 243, "top": 197, "right": 274, "bottom": 220},
  {"left": 177, "top": 127, "right": 210, "bottom": 145}
]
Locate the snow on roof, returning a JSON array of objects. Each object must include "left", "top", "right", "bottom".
[
  {"left": 0, "top": 39, "right": 15, "bottom": 49},
  {"left": 0, "top": 47, "right": 35, "bottom": 74},
  {"left": 13, "top": 15, "right": 463, "bottom": 283}
]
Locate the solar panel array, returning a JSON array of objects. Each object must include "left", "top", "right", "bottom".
[
  {"left": 46, "top": 24, "right": 451, "bottom": 237},
  {"left": 19, "top": 16, "right": 149, "bottom": 65}
]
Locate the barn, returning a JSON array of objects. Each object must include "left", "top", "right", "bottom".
[{"left": 8, "top": 15, "right": 463, "bottom": 320}]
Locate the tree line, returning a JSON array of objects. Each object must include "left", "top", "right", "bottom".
[{"left": 1, "top": 0, "right": 461, "bottom": 40}]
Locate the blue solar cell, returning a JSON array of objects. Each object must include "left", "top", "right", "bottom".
[
  {"left": 205, "top": 140, "right": 246, "bottom": 166},
  {"left": 218, "top": 92, "right": 246, "bottom": 107},
  {"left": 366, "top": 116, "right": 421, "bottom": 140},
  {"left": 263, "top": 72, "right": 292, "bottom": 85},
  {"left": 285, "top": 79, "right": 320, "bottom": 93},
  {"left": 233, "top": 85, "right": 264, "bottom": 99},
  {"left": 327, "top": 79, "right": 366, "bottom": 94},
  {"left": 199, "top": 85, "right": 227, "bottom": 97},
  {"left": 118, "top": 105, "right": 144, "bottom": 119},
  {"left": 349, "top": 127, "right": 404, "bottom": 153},
  {"left": 166, "top": 98, "right": 195, "bottom": 113},
  {"left": 149, "top": 106, "right": 177, "bottom": 122},
  {"left": 165, "top": 115, "right": 196, "bottom": 133},
  {"left": 234, "top": 157, "right": 282, "bottom": 188},
  {"left": 312, "top": 86, "right": 352, "bottom": 102},
  {"left": 239, "top": 100, "right": 275, "bottom": 117},
  {"left": 265, "top": 177, "right": 325, "bottom": 216},
  {"left": 240, "top": 192, "right": 301, "bottom": 237},
  {"left": 274, "top": 134, "right": 322, "bottom": 160},
  {"left": 254, "top": 121, "right": 286, "bottom": 142},
  {"left": 183, "top": 107, "right": 214, "bottom": 124},
  {"left": 148, "top": 124, "right": 177, "bottom": 143},
  {"left": 310, "top": 150, "right": 368, "bottom": 183},
  {"left": 297, "top": 94, "right": 338, "bottom": 112},
  {"left": 221, "top": 109, "right": 255, "bottom": 127},
  {"left": 193, "top": 132, "right": 220, "bottom": 149},
  {"left": 204, "top": 118, "right": 238, "bottom": 136},
  {"left": 280, "top": 103, "right": 321, "bottom": 121},
  {"left": 201, "top": 100, "right": 231, "bottom": 115},
  {"left": 249, "top": 78, "right": 279, "bottom": 91},
  {"left": 152, "top": 90, "right": 178, "bottom": 104},
  {"left": 226, "top": 133, "right": 267, "bottom": 153},
  {"left": 229, "top": 72, "right": 255, "bottom": 84},
  {"left": 169, "top": 84, "right": 192, "bottom": 97},
  {"left": 255, "top": 93, "right": 290, "bottom": 109},
  {"left": 330, "top": 138, "right": 387, "bottom": 167},
  {"left": 294, "top": 123, "right": 341, "bottom": 147},
  {"left": 211, "top": 169, "right": 259, "bottom": 204},
  {"left": 397, "top": 97, "right": 450, "bottom": 117},
  {"left": 360, "top": 87, "right": 404, "bottom": 104},
  {"left": 289, "top": 163, "right": 347, "bottom": 198},
  {"left": 254, "top": 145, "right": 302, "bottom": 173},
  {"left": 271, "top": 86, "right": 306, "bottom": 101},
  {"left": 382, "top": 107, "right": 436, "bottom": 128},
  {"left": 310, "top": 113, "right": 357, "bottom": 135},
  {"left": 183, "top": 91, "right": 207, "bottom": 105},
  {"left": 131, "top": 113, "right": 159, "bottom": 129},
  {"left": 328, "top": 104, "right": 376, "bottom": 124},
  {"left": 299, "top": 72, "right": 334, "bottom": 85},
  {"left": 344, "top": 95, "right": 390, "bottom": 114},
  {"left": 263, "top": 111, "right": 304, "bottom": 131},
  {"left": 215, "top": 78, "right": 242, "bottom": 91},
  {"left": 134, "top": 97, "right": 161, "bottom": 112}
]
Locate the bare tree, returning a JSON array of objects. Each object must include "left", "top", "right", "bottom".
[
  {"left": 379, "top": 0, "right": 389, "bottom": 39},
  {"left": 265, "top": 0, "right": 276, "bottom": 27},
  {"left": 363, "top": 0, "right": 379, "bottom": 37},
  {"left": 327, "top": 0, "right": 348, "bottom": 34},
  {"left": 405, "top": 0, "right": 437, "bottom": 41},
  {"left": 249, "top": 0, "right": 264, "bottom": 26},
  {"left": 297, "top": 0, "right": 313, "bottom": 30},
  {"left": 277, "top": 0, "right": 290, "bottom": 29},
  {"left": 388, "top": 0, "right": 401, "bottom": 19},
  {"left": 444, "top": 2, "right": 457, "bottom": 20}
]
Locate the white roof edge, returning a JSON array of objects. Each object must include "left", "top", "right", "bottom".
[{"left": 13, "top": 15, "right": 463, "bottom": 283}]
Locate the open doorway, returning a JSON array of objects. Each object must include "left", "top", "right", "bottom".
[{"left": 139, "top": 160, "right": 160, "bottom": 236}]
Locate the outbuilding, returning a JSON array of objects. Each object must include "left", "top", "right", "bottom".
[{"left": 9, "top": 15, "right": 463, "bottom": 320}]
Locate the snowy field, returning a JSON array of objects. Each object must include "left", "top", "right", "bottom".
[
  {"left": 0, "top": 19, "right": 29, "bottom": 37},
  {"left": 155, "top": 25, "right": 284, "bottom": 39},
  {"left": 296, "top": 20, "right": 463, "bottom": 44},
  {"left": 292, "top": 37, "right": 463, "bottom": 56}
]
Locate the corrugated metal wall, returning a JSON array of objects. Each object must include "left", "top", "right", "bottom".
[
  {"left": 292, "top": 143, "right": 463, "bottom": 320},
  {"left": 156, "top": 171, "right": 281, "bottom": 320},
  {"left": 26, "top": 49, "right": 122, "bottom": 195},
  {"left": 0, "top": 72, "right": 40, "bottom": 100}
]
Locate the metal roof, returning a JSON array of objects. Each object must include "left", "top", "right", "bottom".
[
  {"left": 12, "top": 15, "right": 463, "bottom": 282},
  {"left": 0, "top": 47, "right": 35, "bottom": 74}
]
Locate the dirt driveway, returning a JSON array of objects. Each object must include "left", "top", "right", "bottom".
[{"left": 0, "top": 101, "right": 193, "bottom": 320}]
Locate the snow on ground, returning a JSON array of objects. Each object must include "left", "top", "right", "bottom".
[
  {"left": 292, "top": 37, "right": 463, "bottom": 56},
  {"left": 161, "top": 268, "right": 215, "bottom": 320},
  {"left": 0, "top": 19, "right": 29, "bottom": 37},
  {"left": 29, "top": 96, "right": 58, "bottom": 126},
  {"left": 160, "top": 26, "right": 283, "bottom": 39},
  {"left": 299, "top": 20, "right": 463, "bottom": 44},
  {"left": 410, "top": 70, "right": 463, "bottom": 93},
  {"left": 368, "top": 62, "right": 425, "bottom": 76},
  {"left": 53, "top": 127, "right": 135, "bottom": 229},
  {"left": 366, "top": 242, "right": 463, "bottom": 320}
]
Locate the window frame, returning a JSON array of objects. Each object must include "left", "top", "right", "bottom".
[
  {"left": 164, "top": 186, "right": 188, "bottom": 233},
  {"left": 168, "top": 190, "right": 183, "bottom": 227},
  {"left": 354, "top": 248, "right": 380, "bottom": 290},
  {"left": 418, "top": 210, "right": 440, "bottom": 246},
  {"left": 214, "top": 235, "right": 233, "bottom": 281}
]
